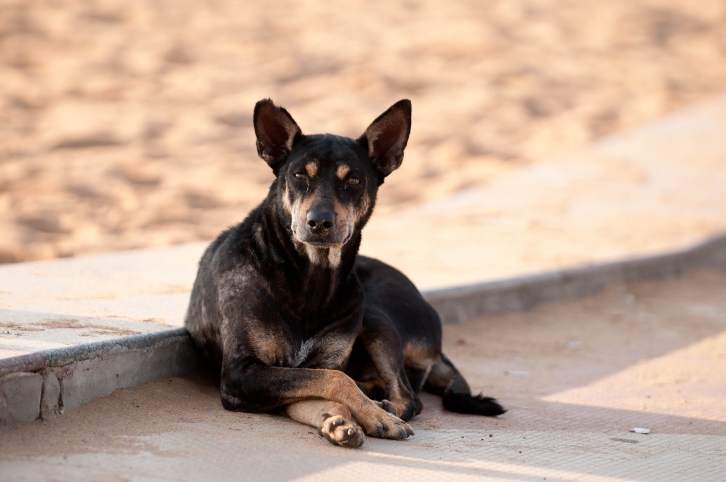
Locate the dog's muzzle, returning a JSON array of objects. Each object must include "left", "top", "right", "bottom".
[{"left": 292, "top": 209, "right": 351, "bottom": 248}]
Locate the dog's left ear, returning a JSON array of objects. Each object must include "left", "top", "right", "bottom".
[
  {"left": 358, "top": 99, "right": 411, "bottom": 179},
  {"left": 254, "top": 99, "right": 303, "bottom": 174}
]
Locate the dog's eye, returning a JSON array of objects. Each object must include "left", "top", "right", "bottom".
[
  {"left": 347, "top": 177, "right": 360, "bottom": 186},
  {"left": 294, "top": 173, "right": 306, "bottom": 180}
]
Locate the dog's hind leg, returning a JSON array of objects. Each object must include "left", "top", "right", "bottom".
[
  {"left": 286, "top": 400, "right": 364, "bottom": 448},
  {"left": 424, "top": 353, "right": 506, "bottom": 416}
]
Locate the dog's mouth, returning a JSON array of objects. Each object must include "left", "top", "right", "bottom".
[
  {"left": 298, "top": 229, "right": 353, "bottom": 247},
  {"left": 292, "top": 226, "right": 354, "bottom": 250},
  {"left": 303, "top": 239, "right": 337, "bottom": 248}
]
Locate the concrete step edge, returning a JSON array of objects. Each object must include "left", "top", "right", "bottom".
[
  {"left": 0, "top": 328, "right": 198, "bottom": 431},
  {"left": 424, "top": 231, "right": 726, "bottom": 324}
]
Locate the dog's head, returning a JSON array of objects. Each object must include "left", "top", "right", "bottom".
[{"left": 253, "top": 99, "right": 411, "bottom": 251}]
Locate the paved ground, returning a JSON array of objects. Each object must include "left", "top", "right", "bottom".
[{"left": 1, "top": 266, "right": 724, "bottom": 481}]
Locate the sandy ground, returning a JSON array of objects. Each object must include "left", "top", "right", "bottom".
[
  {"left": 2, "top": 0, "right": 726, "bottom": 263},
  {"left": 1, "top": 267, "right": 724, "bottom": 480}
]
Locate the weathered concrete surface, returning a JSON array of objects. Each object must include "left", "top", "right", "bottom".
[
  {"left": 39, "top": 368, "right": 60, "bottom": 421},
  {"left": 0, "top": 372, "right": 42, "bottom": 430},
  {"left": 1, "top": 267, "right": 724, "bottom": 481},
  {"left": 0, "top": 243, "right": 202, "bottom": 358}
]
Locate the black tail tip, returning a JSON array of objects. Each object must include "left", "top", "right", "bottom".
[{"left": 443, "top": 392, "right": 507, "bottom": 416}]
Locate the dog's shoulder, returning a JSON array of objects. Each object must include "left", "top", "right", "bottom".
[{"left": 200, "top": 203, "right": 267, "bottom": 272}]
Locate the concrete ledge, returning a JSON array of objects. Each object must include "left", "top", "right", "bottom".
[
  {"left": 423, "top": 231, "right": 726, "bottom": 324},
  {"left": 0, "top": 328, "right": 193, "bottom": 377},
  {"left": 0, "top": 328, "right": 198, "bottom": 430}
]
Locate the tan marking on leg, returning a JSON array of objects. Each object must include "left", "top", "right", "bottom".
[
  {"left": 280, "top": 369, "right": 413, "bottom": 439},
  {"left": 369, "top": 340, "right": 402, "bottom": 400},
  {"left": 318, "top": 373, "right": 409, "bottom": 439},
  {"left": 403, "top": 341, "right": 437, "bottom": 371},
  {"left": 286, "top": 400, "right": 364, "bottom": 448},
  {"left": 336, "top": 164, "right": 350, "bottom": 180},
  {"left": 286, "top": 399, "right": 350, "bottom": 424},
  {"left": 366, "top": 339, "right": 426, "bottom": 419},
  {"left": 425, "top": 354, "right": 458, "bottom": 390},
  {"left": 356, "top": 379, "right": 386, "bottom": 396},
  {"left": 305, "top": 162, "right": 318, "bottom": 178}
]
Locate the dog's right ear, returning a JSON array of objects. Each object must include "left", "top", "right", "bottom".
[{"left": 253, "top": 99, "right": 302, "bottom": 174}]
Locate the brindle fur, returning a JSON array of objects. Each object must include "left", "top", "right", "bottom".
[{"left": 185, "top": 99, "right": 504, "bottom": 448}]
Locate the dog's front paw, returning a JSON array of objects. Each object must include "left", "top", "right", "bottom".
[
  {"left": 317, "top": 414, "right": 364, "bottom": 448},
  {"left": 359, "top": 408, "right": 414, "bottom": 440}
]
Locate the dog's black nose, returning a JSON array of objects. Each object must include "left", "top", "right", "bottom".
[{"left": 306, "top": 211, "right": 335, "bottom": 232}]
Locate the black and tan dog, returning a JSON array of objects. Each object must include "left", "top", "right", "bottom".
[{"left": 185, "top": 99, "right": 505, "bottom": 448}]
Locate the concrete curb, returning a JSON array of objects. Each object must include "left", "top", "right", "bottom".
[
  {"left": 0, "top": 328, "right": 198, "bottom": 430},
  {"left": 424, "top": 232, "right": 726, "bottom": 324},
  {"left": 2, "top": 231, "right": 726, "bottom": 431}
]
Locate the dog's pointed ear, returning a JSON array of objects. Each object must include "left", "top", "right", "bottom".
[
  {"left": 357, "top": 99, "right": 411, "bottom": 179},
  {"left": 254, "top": 99, "right": 302, "bottom": 173}
]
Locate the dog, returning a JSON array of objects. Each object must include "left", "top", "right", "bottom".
[{"left": 185, "top": 99, "right": 505, "bottom": 448}]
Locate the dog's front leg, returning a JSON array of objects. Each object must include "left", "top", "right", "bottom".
[
  {"left": 220, "top": 362, "right": 413, "bottom": 440},
  {"left": 286, "top": 400, "right": 364, "bottom": 448}
]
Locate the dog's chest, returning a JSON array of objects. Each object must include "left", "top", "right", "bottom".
[
  {"left": 254, "top": 331, "right": 353, "bottom": 370},
  {"left": 287, "top": 338, "right": 317, "bottom": 367}
]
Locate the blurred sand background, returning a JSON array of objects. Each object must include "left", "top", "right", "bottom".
[{"left": 2, "top": 0, "right": 726, "bottom": 264}]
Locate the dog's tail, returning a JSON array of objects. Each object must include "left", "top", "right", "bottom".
[{"left": 423, "top": 353, "right": 506, "bottom": 416}]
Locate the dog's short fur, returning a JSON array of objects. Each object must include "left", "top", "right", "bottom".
[{"left": 185, "top": 99, "right": 505, "bottom": 448}]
